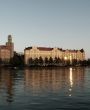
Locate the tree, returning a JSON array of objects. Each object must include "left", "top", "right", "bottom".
[
  {"left": 33, "top": 58, "right": 39, "bottom": 66},
  {"left": 61, "top": 58, "right": 65, "bottom": 65},
  {"left": 54, "top": 57, "right": 62, "bottom": 66},
  {"left": 28, "top": 58, "right": 34, "bottom": 66},
  {"left": 45, "top": 57, "right": 49, "bottom": 66},
  {"left": 38, "top": 57, "right": 43, "bottom": 66},
  {"left": 66, "top": 60, "right": 70, "bottom": 66},
  {"left": 0, "top": 58, "right": 2, "bottom": 65},
  {"left": 48, "top": 57, "right": 53, "bottom": 66},
  {"left": 9, "top": 52, "right": 24, "bottom": 67},
  {"left": 87, "top": 59, "right": 90, "bottom": 65}
]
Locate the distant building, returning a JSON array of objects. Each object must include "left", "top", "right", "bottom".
[
  {"left": 24, "top": 46, "right": 85, "bottom": 65},
  {"left": 0, "top": 35, "right": 14, "bottom": 62}
]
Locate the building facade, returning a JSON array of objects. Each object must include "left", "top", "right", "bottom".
[
  {"left": 24, "top": 46, "right": 85, "bottom": 65},
  {"left": 0, "top": 35, "right": 14, "bottom": 62}
]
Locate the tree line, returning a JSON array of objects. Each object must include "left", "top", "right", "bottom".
[
  {"left": 27, "top": 57, "right": 90, "bottom": 67},
  {"left": 0, "top": 53, "right": 90, "bottom": 67}
]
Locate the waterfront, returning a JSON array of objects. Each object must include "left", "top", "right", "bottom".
[{"left": 0, "top": 67, "right": 90, "bottom": 110}]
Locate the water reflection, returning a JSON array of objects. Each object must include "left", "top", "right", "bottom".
[
  {"left": 69, "top": 68, "right": 73, "bottom": 87},
  {"left": 0, "top": 67, "right": 85, "bottom": 104},
  {"left": 69, "top": 68, "right": 73, "bottom": 96},
  {"left": 0, "top": 68, "right": 19, "bottom": 103},
  {"left": 24, "top": 67, "right": 85, "bottom": 95},
  {"left": 0, "top": 69, "right": 14, "bottom": 103}
]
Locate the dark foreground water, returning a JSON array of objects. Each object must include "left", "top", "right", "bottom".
[{"left": 0, "top": 67, "right": 90, "bottom": 110}]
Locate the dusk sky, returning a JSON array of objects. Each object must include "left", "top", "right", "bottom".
[{"left": 0, "top": 0, "right": 90, "bottom": 58}]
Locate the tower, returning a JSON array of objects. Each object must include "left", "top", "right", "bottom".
[
  {"left": 8, "top": 35, "right": 12, "bottom": 43},
  {"left": 6, "top": 35, "right": 14, "bottom": 58}
]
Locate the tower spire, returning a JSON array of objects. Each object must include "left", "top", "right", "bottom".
[
  {"left": 8, "top": 35, "right": 12, "bottom": 43},
  {"left": 6, "top": 35, "right": 14, "bottom": 58}
]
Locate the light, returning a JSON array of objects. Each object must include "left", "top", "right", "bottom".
[
  {"left": 68, "top": 68, "right": 73, "bottom": 97},
  {"left": 70, "top": 55, "right": 71, "bottom": 60},
  {"left": 64, "top": 56, "right": 67, "bottom": 60},
  {"left": 69, "top": 68, "right": 73, "bottom": 87},
  {"left": 69, "top": 94, "right": 72, "bottom": 97}
]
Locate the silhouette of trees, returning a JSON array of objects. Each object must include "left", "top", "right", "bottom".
[
  {"left": 0, "top": 52, "right": 90, "bottom": 67},
  {"left": 54, "top": 57, "right": 58, "bottom": 65},
  {"left": 87, "top": 59, "right": 90, "bottom": 65},
  {"left": 28, "top": 58, "right": 34, "bottom": 66},
  {"left": 9, "top": 52, "right": 24, "bottom": 67},
  {"left": 33, "top": 58, "right": 39, "bottom": 66},
  {"left": 38, "top": 57, "right": 43, "bottom": 66},
  {"left": 45, "top": 57, "right": 49, "bottom": 66},
  {"left": 0, "top": 58, "right": 2, "bottom": 65},
  {"left": 48, "top": 57, "right": 53, "bottom": 66},
  {"left": 72, "top": 59, "right": 77, "bottom": 66},
  {"left": 54, "top": 57, "right": 62, "bottom": 66}
]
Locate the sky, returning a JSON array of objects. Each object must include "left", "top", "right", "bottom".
[{"left": 0, "top": 0, "right": 90, "bottom": 58}]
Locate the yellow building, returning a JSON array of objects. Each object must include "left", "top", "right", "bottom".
[
  {"left": 24, "top": 46, "right": 85, "bottom": 65},
  {"left": 0, "top": 35, "right": 14, "bottom": 62}
]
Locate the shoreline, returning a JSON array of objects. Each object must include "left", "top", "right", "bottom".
[{"left": 0, "top": 64, "right": 90, "bottom": 69}]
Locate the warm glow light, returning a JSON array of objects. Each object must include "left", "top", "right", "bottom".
[
  {"left": 69, "top": 68, "right": 73, "bottom": 87},
  {"left": 69, "top": 55, "right": 72, "bottom": 64},
  {"left": 70, "top": 55, "right": 72, "bottom": 60},
  {"left": 64, "top": 56, "right": 67, "bottom": 60}
]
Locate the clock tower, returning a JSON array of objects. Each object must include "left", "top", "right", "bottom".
[{"left": 6, "top": 35, "right": 14, "bottom": 58}]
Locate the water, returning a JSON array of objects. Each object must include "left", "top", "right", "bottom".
[{"left": 0, "top": 67, "right": 90, "bottom": 110}]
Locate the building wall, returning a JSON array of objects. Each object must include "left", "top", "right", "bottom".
[
  {"left": 0, "top": 49, "right": 11, "bottom": 62},
  {"left": 24, "top": 47, "right": 85, "bottom": 65}
]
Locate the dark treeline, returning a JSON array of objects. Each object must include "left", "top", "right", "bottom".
[
  {"left": 9, "top": 52, "right": 24, "bottom": 67},
  {"left": 0, "top": 54, "right": 90, "bottom": 67},
  {"left": 0, "top": 52, "right": 24, "bottom": 67},
  {"left": 27, "top": 57, "right": 90, "bottom": 67}
]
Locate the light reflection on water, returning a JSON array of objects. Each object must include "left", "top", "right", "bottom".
[{"left": 0, "top": 67, "right": 90, "bottom": 110}]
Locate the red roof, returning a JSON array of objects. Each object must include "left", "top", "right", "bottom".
[
  {"left": 0, "top": 45, "right": 10, "bottom": 50},
  {"left": 25, "top": 46, "right": 84, "bottom": 53},
  {"left": 37, "top": 47, "right": 53, "bottom": 51}
]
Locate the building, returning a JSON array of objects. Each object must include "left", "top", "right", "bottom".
[
  {"left": 0, "top": 35, "right": 14, "bottom": 62},
  {"left": 6, "top": 35, "right": 14, "bottom": 58},
  {"left": 24, "top": 46, "right": 85, "bottom": 65}
]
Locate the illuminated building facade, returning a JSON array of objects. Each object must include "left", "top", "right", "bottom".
[
  {"left": 24, "top": 46, "right": 85, "bottom": 65},
  {"left": 0, "top": 35, "right": 14, "bottom": 62}
]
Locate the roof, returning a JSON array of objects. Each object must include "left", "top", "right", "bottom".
[
  {"left": 37, "top": 47, "right": 53, "bottom": 51},
  {"left": 65, "top": 50, "right": 78, "bottom": 53},
  {"left": 25, "top": 47, "right": 53, "bottom": 51},
  {"left": 0, "top": 45, "right": 10, "bottom": 50},
  {"left": 25, "top": 47, "right": 32, "bottom": 50},
  {"left": 25, "top": 46, "right": 85, "bottom": 53}
]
